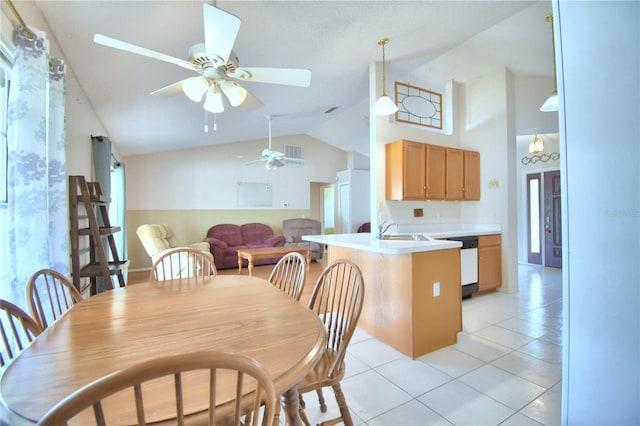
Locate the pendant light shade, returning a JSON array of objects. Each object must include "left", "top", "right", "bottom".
[
  {"left": 540, "top": 89, "right": 558, "bottom": 112},
  {"left": 529, "top": 135, "right": 544, "bottom": 154},
  {"left": 372, "top": 38, "right": 398, "bottom": 116},
  {"left": 220, "top": 80, "right": 248, "bottom": 107},
  {"left": 540, "top": 14, "right": 558, "bottom": 112},
  {"left": 372, "top": 95, "right": 398, "bottom": 115},
  {"left": 203, "top": 85, "right": 224, "bottom": 113},
  {"left": 182, "top": 76, "right": 209, "bottom": 102}
]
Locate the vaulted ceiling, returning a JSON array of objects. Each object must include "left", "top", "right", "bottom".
[{"left": 32, "top": 0, "right": 553, "bottom": 157}]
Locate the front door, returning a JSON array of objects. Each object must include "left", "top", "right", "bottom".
[{"left": 544, "top": 170, "right": 562, "bottom": 268}]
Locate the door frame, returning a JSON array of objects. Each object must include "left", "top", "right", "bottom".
[{"left": 524, "top": 168, "right": 561, "bottom": 267}]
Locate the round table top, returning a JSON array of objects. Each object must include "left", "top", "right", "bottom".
[{"left": 0, "top": 275, "right": 326, "bottom": 424}]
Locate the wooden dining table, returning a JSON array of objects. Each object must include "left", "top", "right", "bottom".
[{"left": 0, "top": 275, "right": 327, "bottom": 425}]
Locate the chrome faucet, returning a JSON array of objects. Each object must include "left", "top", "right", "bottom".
[{"left": 376, "top": 221, "right": 396, "bottom": 239}]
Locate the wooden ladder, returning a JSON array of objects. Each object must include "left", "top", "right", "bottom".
[{"left": 69, "top": 175, "right": 127, "bottom": 294}]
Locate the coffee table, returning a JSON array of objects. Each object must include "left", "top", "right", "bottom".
[{"left": 237, "top": 246, "right": 311, "bottom": 276}]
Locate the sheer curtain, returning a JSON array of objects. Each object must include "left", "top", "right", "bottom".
[{"left": 0, "top": 28, "right": 66, "bottom": 310}]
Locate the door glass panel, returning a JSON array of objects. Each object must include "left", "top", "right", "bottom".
[{"left": 529, "top": 178, "right": 540, "bottom": 253}]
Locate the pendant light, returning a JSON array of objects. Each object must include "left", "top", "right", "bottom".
[
  {"left": 529, "top": 135, "right": 544, "bottom": 154},
  {"left": 372, "top": 38, "right": 398, "bottom": 116},
  {"left": 540, "top": 13, "right": 558, "bottom": 112}
]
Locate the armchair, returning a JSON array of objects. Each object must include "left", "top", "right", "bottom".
[
  {"left": 136, "top": 224, "right": 210, "bottom": 267},
  {"left": 282, "top": 218, "right": 323, "bottom": 261}
]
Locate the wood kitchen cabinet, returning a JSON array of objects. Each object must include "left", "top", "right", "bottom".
[
  {"left": 478, "top": 234, "right": 501, "bottom": 292},
  {"left": 445, "top": 148, "right": 480, "bottom": 200},
  {"left": 385, "top": 140, "right": 447, "bottom": 201}
]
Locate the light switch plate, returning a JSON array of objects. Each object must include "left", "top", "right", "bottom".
[{"left": 433, "top": 282, "right": 440, "bottom": 297}]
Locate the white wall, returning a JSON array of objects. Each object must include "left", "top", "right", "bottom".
[
  {"left": 125, "top": 133, "right": 347, "bottom": 210},
  {"left": 555, "top": 1, "right": 639, "bottom": 423}
]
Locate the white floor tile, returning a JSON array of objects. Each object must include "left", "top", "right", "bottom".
[
  {"left": 519, "top": 387, "right": 562, "bottom": 426},
  {"left": 376, "top": 357, "right": 453, "bottom": 397},
  {"left": 500, "top": 412, "right": 545, "bottom": 426},
  {"left": 342, "top": 370, "right": 413, "bottom": 421},
  {"left": 496, "top": 317, "right": 554, "bottom": 339},
  {"left": 367, "top": 399, "right": 453, "bottom": 426},
  {"left": 473, "top": 325, "right": 536, "bottom": 349},
  {"left": 348, "top": 337, "right": 405, "bottom": 368},
  {"left": 343, "top": 352, "right": 371, "bottom": 379},
  {"left": 458, "top": 364, "right": 546, "bottom": 410},
  {"left": 517, "top": 339, "right": 562, "bottom": 364},
  {"left": 418, "top": 347, "right": 485, "bottom": 378},
  {"left": 418, "top": 380, "right": 515, "bottom": 426},
  {"left": 453, "top": 334, "right": 512, "bottom": 363},
  {"left": 491, "top": 350, "right": 562, "bottom": 389}
]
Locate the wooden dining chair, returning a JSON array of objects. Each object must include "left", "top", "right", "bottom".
[
  {"left": 297, "top": 259, "right": 365, "bottom": 426},
  {"left": 0, "top": 299, "right": 43, "bottom": 368},
  {"left": 149, "top": 247, "right": 217, "bottom": 282},
  {"left": 26, "top": 269, "right": 82, "bottom": 329},
  {"left": 37, "top": 350, "right": 277, "bottom": 426},
  {"left": 267, "top": 252, "right": 307, "bottom": 301}
]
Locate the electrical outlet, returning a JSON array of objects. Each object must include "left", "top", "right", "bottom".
[
  {"left": 433, "top": 282, "right": 440, "bottom": 297},
  {"left": 414, "top": 208, "right": 424, "bottom": 217}
]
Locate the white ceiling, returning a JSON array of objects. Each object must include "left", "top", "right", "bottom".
[{"left": 32, "top": 0, "right": 553, "bottom": 157}]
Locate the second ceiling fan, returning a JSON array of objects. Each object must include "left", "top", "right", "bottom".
[{"left": 93, "top": 2, "right": 311, "bottom": 113}]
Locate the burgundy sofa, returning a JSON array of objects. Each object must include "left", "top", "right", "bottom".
[{"left": 204, "top": 223, "right": 285, "bottom": 270}]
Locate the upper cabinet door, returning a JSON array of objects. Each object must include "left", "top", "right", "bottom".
[
  {"left": 386, "top": 140, "right": 426, "bottom": 200},
  {"left": 445, "top": 148, "right": 464, "bottom": 200},
  {"left": 463, "top": 150, "right": 480, "bottom": 200},
  {"left": 425, "top": 144, "right": 446, "bottom": 200}
]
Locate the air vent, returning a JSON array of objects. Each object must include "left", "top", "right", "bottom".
[{"left": 284, "top": 144, "right": 304, "bottom": 165}]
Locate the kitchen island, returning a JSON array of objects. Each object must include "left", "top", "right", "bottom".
[{"left": 303, "top": 232, "right": 463, "bottom": 358}]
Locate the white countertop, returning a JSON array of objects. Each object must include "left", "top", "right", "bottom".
[
  {"left": 302, "top": 224, "right": 502, "bottom": 254},
  {"left": 303, "top": 233, "right": 461, "bottom": 254}
]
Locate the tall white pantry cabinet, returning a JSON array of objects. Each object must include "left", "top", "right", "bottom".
[{"left": 336, "top": 169, "right": 370, "bottom": 234}]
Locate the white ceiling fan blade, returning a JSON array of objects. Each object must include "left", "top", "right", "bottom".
[
  {"left": 240, "top": 90, "right": 264, "bottom": 110},
  {"left": 150, "top": 80, "right": 185, "bottom": 96},
  {"left": 229, "top": 67, "right": 311, "bottom": 87},
  {"left": 203, "top": 3, "right": 241, "bottom": 63},
  {"left": 94, "top": 34, "right": 196, "bottom": 71}
]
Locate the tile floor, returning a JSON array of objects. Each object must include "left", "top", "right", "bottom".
[{"left": 300, "top": 264, "right": 563, "bottom": 426}]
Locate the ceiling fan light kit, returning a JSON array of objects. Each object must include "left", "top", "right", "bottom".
[
  {"left": 182, "top": 76, "right": 209, "bottom": 102},
  {"left": 93, "top": 2, "right": 311, "bottom": 116},
  {"left": 372, "top": 38, "right": 398, "bottom": 116},
  {"left": 203, "top": 85, "right": 225, "bottom": 113}
]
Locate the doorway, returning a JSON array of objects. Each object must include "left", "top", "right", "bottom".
[
  {"left": 526, "top": 170, "right": 561, "bottom": 268},
  {"left": 321, "top": 184, "right": 335, "bottom": 234}
]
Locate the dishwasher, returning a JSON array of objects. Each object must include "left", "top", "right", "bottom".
[{"left": 448, "top": 236, "right": 478, "bottom": 299}]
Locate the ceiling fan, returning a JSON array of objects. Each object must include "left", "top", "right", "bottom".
[
  {"left": 93, "top": 2, "right": 311, "bottom": 113},
  {"left": 246, "top": 116, "right": 288, "bottom": 170}
]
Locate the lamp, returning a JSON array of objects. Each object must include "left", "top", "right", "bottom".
[
  {"left": 529, "top": 135, "right": 544, "bottom": 154},
  {"left": 540, "top": 13, "right": 558, "bottom": 112},
  {"left": 203, "top": 84, "right": 224, "bottom": 113},
  {"left": 220, "top": 80, "right": 248, "bottom": 107},
  {"left": 372, "top": 38, "right": 398, "bottom": 116},
  {"left": 182, "top": 76, "right": 209, "bottom": 102}
]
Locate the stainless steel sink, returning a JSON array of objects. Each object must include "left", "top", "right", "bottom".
[{"left": 381, "top": 233, "right": 431, "bottom": 241}]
